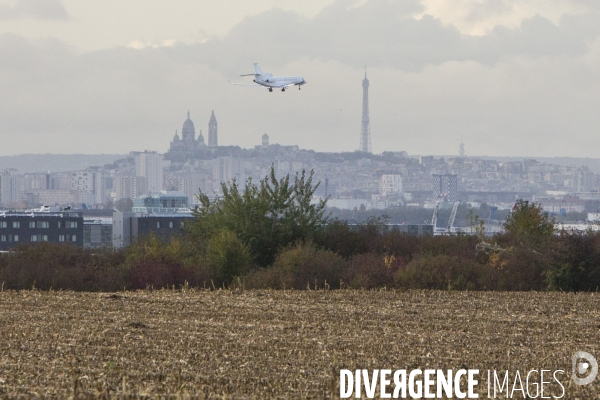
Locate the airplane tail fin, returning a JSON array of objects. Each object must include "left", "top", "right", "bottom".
[{"left": 253, "top": 63, "right": 263, "bottom": 75}]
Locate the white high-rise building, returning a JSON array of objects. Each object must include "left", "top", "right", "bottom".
[
  {"left": 70, "top": 168, "right": 109, "bottom": 205},
  {"left": 380, "top": 175, "right": 402, "bottom": 196},
  {"left": 212, "top": 156, "right": 244, "bottom": 184},
  {"left": 134, "top": 151, "right": 164, "bottom": 194},
  {"left": 115, "top": 175, "right": 147, "bottom": 200},
  {"left": 574, "top": 169, "right": 596, "bottom": 193},
  {"left": 185, "top": 173, "right": 208, "bottom": 204},
  {"left": 0, "top": 169, "right": 21, "bottom": 206}
]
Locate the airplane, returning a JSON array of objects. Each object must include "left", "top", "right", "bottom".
[{"left": 229, "top": 63, "right": 307, "bottom": 92}]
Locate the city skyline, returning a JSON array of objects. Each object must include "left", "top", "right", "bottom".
[{"left": 2, "top": 1, "right": 600, "bottom": 157}]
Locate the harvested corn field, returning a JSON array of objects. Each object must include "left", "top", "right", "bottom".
[{"left": 0, "top": 289, "right": 599, "bottom": 398}]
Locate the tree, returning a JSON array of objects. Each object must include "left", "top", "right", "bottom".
[
  {"left": 503, "top": 200, "right": 554, "bottom": 245},
  {"left": 206, "top": 229, "right": 253, "bottom": 284},
  {"left": 103, "top": 198, "right": 114, "bottom": 210},
  {"left": 545, "top": 232, "right": 600, "bottom": 291},
  {"left": 466, "top": 209, "right": 485, "bottom": 239},
  {"left": 115, "top": 198, "right": 133, "bottom": 212},
  {"left": 186, "top": 167, "right": 328, "bottom": 267}
]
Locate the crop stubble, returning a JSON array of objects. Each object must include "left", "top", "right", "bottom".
[{"left": 0, "top": 290, "right": 598, "bottom": 399}]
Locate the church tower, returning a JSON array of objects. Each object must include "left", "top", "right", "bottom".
[{"left": 208, "top": 110, "right": 218, "bottom": 147}]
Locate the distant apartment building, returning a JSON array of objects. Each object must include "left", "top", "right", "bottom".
[
  {"left": 69, "top": 168, "right": 111, "bottom": 205},
  {"left": 26, "top": 190, "right": 76, "bottom": 206},
  {"left": 432, "top": 174, "right": 458, "bottom": 202},
  {"left": 115, "top": 175, "right": 147, "bottom": 200},
  {"left": 212, "top": 156, "right": 245, "bottom": 185},
  {"left": 573, "top": 169, "right": 596, "bottom": 193},
  {"left": 380, "top": 175, "right": 402, "bottom": 196},
  {"left": 165, "top": 173, "right": 208, "bottom": 205},
  {"left": 49, "top": 172, "right": 71, "bottom": 190},
  {"left": 71, "top": 170, "right": 95, "bottom": 205},
  {"left": 24, "top": 173, "right": 49, "bottom": 191},
  {"left": 0, "top": 169, "right": 21, "bottom": 206},
  {"left": 540, "top": 196, "right": 586, "bottom": 214},
  {"left": 0, "top": 211, "right": 83, "bottom": 250},
  {"left": 164, "top": 175, "right": 184, "bottom": 193},
  {"left": 134, "top": 151, "right": 164, "bottom": 193}
]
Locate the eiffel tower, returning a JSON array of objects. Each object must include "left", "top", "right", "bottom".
[{"left": 359, "top": 68, "right": 371, "bottom": 153}]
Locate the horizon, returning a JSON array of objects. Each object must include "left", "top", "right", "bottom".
[{"left": 6, "top": 149, "right": 600, "bottom": 159}]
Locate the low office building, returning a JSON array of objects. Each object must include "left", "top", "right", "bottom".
[
  {"left": 0, "top": 211, "right": 83, "bottom": 250},
  {"left": 113, "top": 191, "right": 193, "bottom": 248},
  {"left": 112, "top": 212, "right": 194, "bottom": 248},
  {"left": 83, "top": 218, "right": 113, "bottom": 248},
  {"left": 132, "top": 191, "right": 188, "bottom": 213}
]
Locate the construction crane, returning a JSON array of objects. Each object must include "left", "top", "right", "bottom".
[
  {"left": 431, "top": 197, "right": 442, "bottom": 228},
  {"left": 447, "top": 201, "right": 460, "bottom": 232}
]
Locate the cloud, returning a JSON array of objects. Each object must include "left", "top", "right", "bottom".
[
  {"left": 466, "top": 0, "right": 514, "bottom": 23},
  {"left": 127, "top": 39, "right": 178, "bottom": 50},
  {"left": 420, "top": 0, "right": 593, "bottom": 36},
  {"left": 183, "top": 0, "right": 600, "bottom": 73},
  {"left": 0, "top": 0, "right": 69, "bottom": 21}
]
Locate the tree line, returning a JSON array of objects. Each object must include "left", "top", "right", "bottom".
[{"left": 1, "top": 169, "right": 599, "bottom": 292}]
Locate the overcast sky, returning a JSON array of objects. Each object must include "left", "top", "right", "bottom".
[{"left": 1, "top": 0, "right": 600, "bottom": 157}]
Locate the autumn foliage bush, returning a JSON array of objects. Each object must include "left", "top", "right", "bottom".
[
  {"left": 393, "top": 255, "right": 485, "bottom": 290},
  {"left": 3, "top": 224, "right": 600, "bottom": 291},
  {"left": 123, "top": 235, "right": 213, "bottom": 289},
  {"left": 343, "top": 253, "right": 402, "bottom": 289},
  {"left": 4, "top": 190, "right": 600, "bottom": 292},
  {"left": 0, "top": 242, "right": 126, "bottom": 291},
  {"left": 547, "top": 231, "right": 600, "bottom": 292},
  {"left": 245, "top": 243, "right": 347, "bottom": 289}
]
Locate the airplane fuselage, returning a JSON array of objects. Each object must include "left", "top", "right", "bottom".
[
  {"left": 231, "top": 64, "right": 307, "bottom": 92},
  {"left": 255, "top": 75, "right": 306, "bottom": 88}
]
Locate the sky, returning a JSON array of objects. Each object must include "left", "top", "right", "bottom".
[{"left": 1, "top": 0, "right": 600, "bottom": 157}]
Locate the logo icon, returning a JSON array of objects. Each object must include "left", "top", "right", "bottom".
[{"left": 572, "top": 351, "right": 598, "bottom": 385}]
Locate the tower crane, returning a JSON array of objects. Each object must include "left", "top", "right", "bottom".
[
  {"left": 447, "top": 201, "right": 461, "bottom": 233},
  {"left": 431, "top": 197, "right": 442, "bottom": 228}
]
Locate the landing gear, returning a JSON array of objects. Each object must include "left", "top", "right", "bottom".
[
  {"left": 299, "top": 86, "right": 301, "bottom": 90},
  {"left": 281, "top": 88, "right": 286, "bottom": 92},
  {"left": 268, "top": 88, "right": 273, "bottom": 92}
]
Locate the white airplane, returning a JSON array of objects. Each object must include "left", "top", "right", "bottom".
[{"left": 229, "top": 63, "right": 307, "bottom": 92}]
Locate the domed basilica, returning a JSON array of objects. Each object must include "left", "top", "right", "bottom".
[{"left": 167, "top": 111, "right": 218, "bottom": 160}]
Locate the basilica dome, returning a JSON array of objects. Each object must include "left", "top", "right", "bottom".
[{"left": 181, "top": 111, "right": 195, "bottom": 142}]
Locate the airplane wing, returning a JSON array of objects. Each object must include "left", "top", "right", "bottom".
[{"left": 228, "top": 80, "right": 262, "bottom": 87}]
